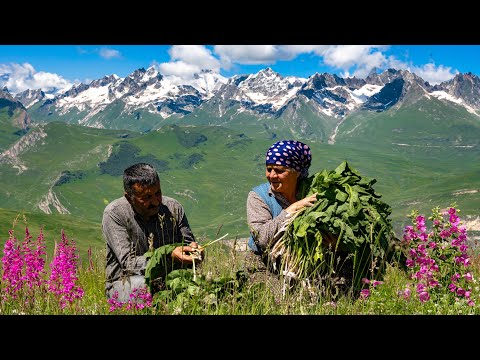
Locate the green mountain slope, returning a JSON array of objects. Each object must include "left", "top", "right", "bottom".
[
  {"left": 1, "top": 112, "right": 478, "bottom": 261},
  {"left": 0, "top": 108, "right": 28, "bottom": 152}
]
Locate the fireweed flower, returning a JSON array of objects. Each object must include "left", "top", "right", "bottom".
[
  {"left": 47, "top": 230, "right": 84, "bottom": 309},
  {"left": 1, "top": 227, "right": 47, "bottom": 303},
  {"left": 22, "top": 227, "right": 47, "bottom": 293},
  {"left": 107, "top": 287, "right": 152, "bottom": 312},
  {"left": 359, "top": 288, "right": 370, "bottom": 299},
  {"left": 359, "top": 278, "right": 384, "bottom": 299},
  {"left": 107, "top": 291, "right": 124, "bottom": 312},
  {"left": 1, "top": 230, "right": 24, "bottom": 300},
  {"left": 401, "top": 205, "right": 476, "bottom": 306}
]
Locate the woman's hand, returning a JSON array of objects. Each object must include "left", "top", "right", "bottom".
[
  {"left": 171, "top": 242, "right": 204, "bottom": 264},
  {"left": 286, "top": 193, "right": 318, "bottom": 214}
]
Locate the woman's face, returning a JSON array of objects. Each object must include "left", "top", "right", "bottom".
[{"left": 265, "top": 164, "right": 299, "bottom": 194}]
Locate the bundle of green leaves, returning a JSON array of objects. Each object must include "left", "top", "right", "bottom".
[
  {"left": 273, "top": 160, "right": 403, "bottom": 292},
  {"left": 144, "top": 243, "right": 247, "bottom": 309}
]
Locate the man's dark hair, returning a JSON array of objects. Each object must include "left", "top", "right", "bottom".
[{"left": 123, "top": 163, "right": 160, "bottom": 196}]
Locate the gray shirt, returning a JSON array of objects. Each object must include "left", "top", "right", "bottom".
[
  {"left": 246, "top": 185, "right": 292, "bottom": 252},
  {"left": 102, "top": 195, "right": 195, "bottom": 294}
]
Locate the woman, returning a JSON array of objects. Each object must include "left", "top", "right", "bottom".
[
  {"left": 247, "top": 139, "right": 318, "bottom": 256},
  {"left": 244, "top": 140, "right": 320, "bottom": 301}
]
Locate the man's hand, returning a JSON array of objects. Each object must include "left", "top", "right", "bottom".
[{"left": 171, "top": 242, "right": 204, "bottom": 265}]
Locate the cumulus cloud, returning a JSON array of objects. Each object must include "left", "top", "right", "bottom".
[
  {"left": 211, "top": 45, "right": 410, "bottom": 79},
  {"left": 76, "top": 46, "right": 122, "bottom": 60},
  {"left": 410, "top": 63, "right": 458, "bottom": 85},
  {"left": 214, "top": 45, "right": 290, "bottom": 66},
  {"left": 212, "top": 45, "right": 389, "bottom": 76},
  {"left": 158, "top": 45, "right": 331, "bottom": 81},
  {"left": 155, "top": 45, "right": 458, "bottom": 86},
  {"left": 156, "top": 45, "right": 221, "bottom": 84},
  {"left": 98, "top": 47, "right": 122, "bottom": 60},
  {"left": 0, "top": 63, "right": 72, "bottom": 94}
]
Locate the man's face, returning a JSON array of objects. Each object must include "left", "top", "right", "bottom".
[{"left": 126, "top": 181, "right": 162, "bottom": 219}]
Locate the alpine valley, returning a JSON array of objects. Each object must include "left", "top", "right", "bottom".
[{"left": 1, "top": 66, "right": 479, "bottom": 260}]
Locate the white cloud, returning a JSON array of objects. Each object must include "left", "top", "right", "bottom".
[
  {"left": 77, "top": 46, "right": 122, "bottom": 60},
  {"left": 308, "top": 45, "right": 389, "bottom": 79},
  {"left": 98, "top": 47, "right": 122, "bottom": 60},
  {"left": 411, "top": 63, "right": 458, "bottom": 85},
  {"left": 279, "top": 45, "right": 330, "bottom": 55},
  {"left": 0, "top": 63, "right": 72, "bottom": 94},
  {"left": 159, "top": 61, "right": 202, "bottom": 79},
  {"left": 212, "top": 45, "right": 395, "bottom": 80},
  {"left": 214, "top": 45, "right": 285, "bottom": 65},
  {"left": 155, "top": 45, "right": 459, "bottom": 86},
  {"left": 157, "top": 45, "right": 221, "bottom": 83}
]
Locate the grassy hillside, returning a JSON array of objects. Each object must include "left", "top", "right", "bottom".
[
  {"left": 0, "top": 108, "right": 27, "bottom": 152},
  {"left": 0, "top": 208, "right": 104, "bottom": 263},
  {"left": 0, "top": 116, "right": 479, "bottom": 260}
]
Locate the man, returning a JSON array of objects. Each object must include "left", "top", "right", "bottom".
[{"left": 102, "top": 162, "right": 202, "bottom": 302}]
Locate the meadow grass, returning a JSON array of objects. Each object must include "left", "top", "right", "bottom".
[{"left": 1, "top": 225, "right": 480, "bottom": 315}]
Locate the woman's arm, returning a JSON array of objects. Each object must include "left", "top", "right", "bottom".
[{"left": 246, "top": 191, "right": 288, "bottom": 251}]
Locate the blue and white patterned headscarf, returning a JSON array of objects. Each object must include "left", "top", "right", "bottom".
[{"left": 265, "top": 140, "right": 312, "bottom": 179}]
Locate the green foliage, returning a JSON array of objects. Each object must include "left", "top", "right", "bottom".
[
  {"left": 54, "top": 171, "right": 87, "bottom": 186},
  {"left": 143, "top": 243, "right": 247, "bottom": 312},
  {"left": 98, "top": 141, "right": 170, "bottom": 176},
  {"left": 279, "top": 160, "right": 404, "bottom": 291},
  {"left": 171, "top": 125, "right": 208, "bottom": 148},
  {"left": 168, "top": 152, "right": 204, "bottom": 169},
  {"left": 144, "top": 242, "right": 181, "bottom": 291}
]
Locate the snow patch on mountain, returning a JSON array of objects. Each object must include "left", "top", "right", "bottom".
[
  {"left": 125, "top": 78, "right": 178, "bottom": 106},
  {"left": 57, "top": 84, "right": 112, "bottom": 114},
  {"left": 351, "top": 84, "right": 383, "bottom": 103},
  {"left": 429, "top": 90, "right": 480, "bottom": 116},
  {"left": 237, "top": 68, "right": 305, "bottom": 111}
]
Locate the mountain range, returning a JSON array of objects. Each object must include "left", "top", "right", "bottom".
[
  {"left": 4, "top": 67, "right": 480, "bottom": 144},
  {"left": 0, "top": 66, "right": 479, "bottom": 259}
]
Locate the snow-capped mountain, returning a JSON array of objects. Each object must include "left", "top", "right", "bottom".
[{"left": 12, "top": 66, "right": 480, "bottom": 137}]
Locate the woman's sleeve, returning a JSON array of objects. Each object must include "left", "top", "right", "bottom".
[{"left": 246, "top": 191, "right": 288, "bottom": 251}]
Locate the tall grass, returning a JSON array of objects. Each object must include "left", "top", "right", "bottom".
[{"left": 1, "top": 217, "right": 480, "bottom": 315}]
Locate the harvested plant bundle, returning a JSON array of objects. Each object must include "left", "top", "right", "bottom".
[
  {"left": 144, "top": 235, "right": 247, "bottom": 308},
  {"left": 271, "top": 160, "right": 402, "bottom": 291}
]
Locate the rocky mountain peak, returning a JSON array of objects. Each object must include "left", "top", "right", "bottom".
[
  {"left": 437, "top": 72, "right": 480, "bottom": 107},
  {"left": 0, "top": 87, "right": 31, "bottom": 129},
  {"left": 365, "top": 68, "right": 402, "bottom": 85},
  {"left": 239, "top": 68, "right": 287, "bottom": 94},
  {"left": 304, "top": 72, "right": 347, "bottom": 90},
  {"left": 14, "top": 88, "right": 46, "bottom": 108},
  {"left": 89, "top": 74, "right": 120, "bottom": 88},
  {"left": 190, "top": 69, "right": 227, "bottom": 96}
]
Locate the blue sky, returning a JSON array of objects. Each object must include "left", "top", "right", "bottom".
[{"left": 0, "top": 45, "right": 478, "bottom": 94}]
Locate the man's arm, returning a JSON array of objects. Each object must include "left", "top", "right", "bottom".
[
  {"left": 177, "top": 207, "right": 195, "bottom": 244},
  {"left": 163, "top": 196, "right": 196, "bottom": 244},
  {"left": 103, "top": 206, "right": 147, "bottom": 274}
]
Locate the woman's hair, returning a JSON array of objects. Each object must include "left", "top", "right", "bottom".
[
  {"left": 265, "top": 140, "right": 312, "bottom": 179},
  {"left": 123, "top": 163, "right": 160, "bottom": 195}
]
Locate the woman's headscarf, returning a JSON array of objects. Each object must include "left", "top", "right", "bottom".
[{"left": 265, "top": 139, "right": 312, "bottom": 179}]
